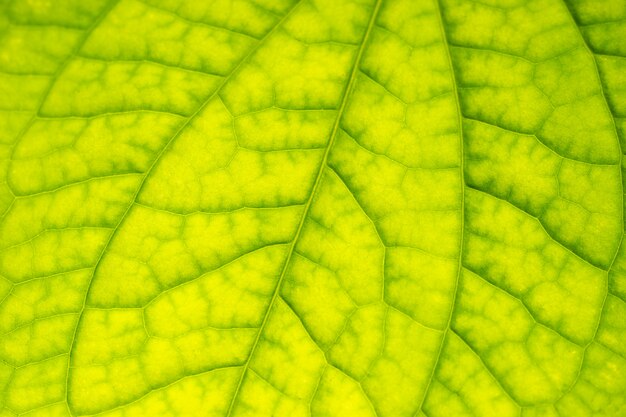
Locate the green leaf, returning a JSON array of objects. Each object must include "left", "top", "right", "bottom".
[{"left": 1, "top": 0, "right": 625, "bottom": 416}]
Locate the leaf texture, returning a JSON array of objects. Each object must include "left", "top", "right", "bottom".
[{"left": 0, "top": 0, "right": 625, "bottom": 416}]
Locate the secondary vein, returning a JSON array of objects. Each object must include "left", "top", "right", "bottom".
[
  {"left": 62, "top": 1, "right": 304, "bottom": 412},
  {"left": 223, "top": 0, "right": 384, "bottom": 414},
  {"left": 555, "top": 0, "right": 625, "bottom": 402},
  {"left": 416, "top": 0, "right": 466, "bottom": 413}
]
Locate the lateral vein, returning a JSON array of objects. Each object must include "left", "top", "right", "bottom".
[
  {"left": 223, "top": 0, "right": 384, "bottom": 414},
  {"left": 63, "top": 1, "right": 305, "bottom": 412},
  {"left": 416, "top": 0, "right": 466, "bottom": 414}
]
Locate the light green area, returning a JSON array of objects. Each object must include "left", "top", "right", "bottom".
[{"left": 0, "top": 0, "right": 625, "bottom": 416}]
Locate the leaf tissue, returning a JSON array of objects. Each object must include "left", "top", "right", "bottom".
[{"left": 0, "top": 0, "right": 625, "bottom": 416}]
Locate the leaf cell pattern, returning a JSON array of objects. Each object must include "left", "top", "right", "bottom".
[{"left": 0, "top": 0, "right": 625, "bottom": 416}]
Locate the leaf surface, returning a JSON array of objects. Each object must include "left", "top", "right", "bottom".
[{"left": 0, "top": 0, "right": 625, "bottom": 416}]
